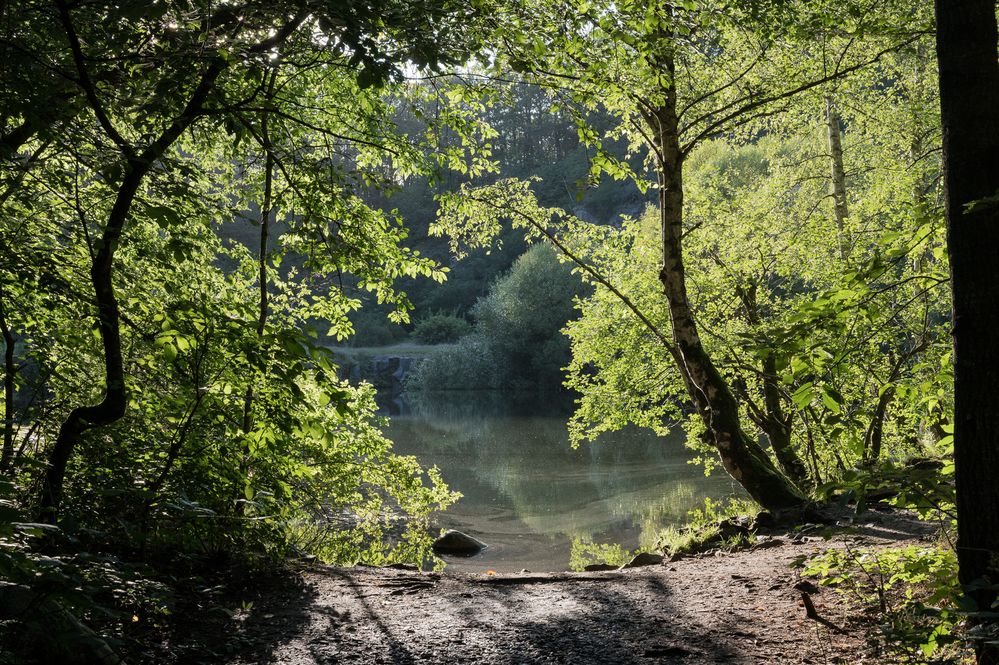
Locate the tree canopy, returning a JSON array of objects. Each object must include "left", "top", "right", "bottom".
[{"left": 1, "top": 0, "right": 996, "bottom": 661}]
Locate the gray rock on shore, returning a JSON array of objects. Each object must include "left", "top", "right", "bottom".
[{"left": 432, "top": 530, "right": 487, "bottom": 556}]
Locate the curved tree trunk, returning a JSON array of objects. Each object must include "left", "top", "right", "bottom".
[
  {"left": 935, "top": 1, "right": 999, "bottom": 662},
  {"left": 645, "top": 67, "right": 807, "bottom": 513},
  {"left": 38, "top": 53, "right": 226, "bottom": 520},
  {"left": 38, "top": 163, "right": 139, "bottom": 518}
]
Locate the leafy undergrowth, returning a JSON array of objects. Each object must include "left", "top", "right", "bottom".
[
  {"left": 569, "top": 497, "right": 761, "bottom": 571},
  {"left": 569, "top": 539, "right": 634, "bottom": 570},
  {"left": 797, "top": 543, "right": 972, "bottom": 663},
  {"left": 0, "top": 476, "right": 450, "bottom": 665},
  {"left": 656, "top": 497, "right": 761, "bottom": 558}
]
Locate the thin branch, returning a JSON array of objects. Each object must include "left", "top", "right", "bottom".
[
  {"left": 468, "top": 192, "right": 681, "bottom": 360},
  {"left": 680, "top": 35, "right": 923, "bottom": 156},
  {"left": 55, "top": 0, "right": 133, "bottom": 156}
]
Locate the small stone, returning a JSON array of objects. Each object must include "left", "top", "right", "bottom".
[{"left": 431, "top": 530, "right": 487, "bottom": 556}]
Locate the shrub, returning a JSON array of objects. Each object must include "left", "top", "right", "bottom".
[
  {"left": 347, "top": 306, "right": 409, "bottom": 347},
  {"left": 798, "top": 545, "right": 968, "bottom": 661},
  {"left": 407, "top": 243, "right": 587, "bottom": 391},
  {"left": 411, "top": 312, "right": 471, "bottom": 344},
  {"left": 406, "top": 335, "right": 502, "bottom": 390},
  {"left": 569, "top": 538, "right": 634, "bottom": 571}
]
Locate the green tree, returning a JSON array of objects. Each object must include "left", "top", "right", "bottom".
[
  {"left": 408, "top": 243, "right": 585, "bottom": 390},
  {"left": 473, "top": 243, "right": 586, "bottom": 388},
  {"left": 0, "top": 0, "right": 488, "bottom": 564},
  {"left": 436, "top": 0, "right": 930, "bottom": 511},
  {"left": 0, "top": 0, "right": 477, "bottom": 519}
]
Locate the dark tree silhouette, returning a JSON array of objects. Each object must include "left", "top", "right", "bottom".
[{"left": 935, "top": 1, "right": 999, "bottom": 662}]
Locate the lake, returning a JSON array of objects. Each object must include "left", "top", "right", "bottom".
[{"left": 382, "top": 391, "right": 742, "bottom": 573}]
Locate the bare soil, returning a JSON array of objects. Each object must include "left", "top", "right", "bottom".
[{"left": 176, "top": 511, "right": 936, "bottom": 665}]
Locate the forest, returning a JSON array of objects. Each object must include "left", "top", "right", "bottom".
[{"left": 1, "top": 0, "right": 998, "bottom": 663}]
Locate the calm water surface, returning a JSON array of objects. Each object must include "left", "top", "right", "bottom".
[{"left": 383, "top": 392, "right": 741, "bottom": 573}]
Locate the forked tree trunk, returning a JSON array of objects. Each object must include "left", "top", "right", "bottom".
[
  {"left": 645, "top": 66, "right": 807, "bottom": 513},
  {"left": 935, "top": 1, "right": 999, "bottom": 662},
  {"left": 737, "top": 284, "right": 810, "bottom": 488}
]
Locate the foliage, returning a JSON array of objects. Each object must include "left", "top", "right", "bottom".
[
  {"left": 430, "top": 0, "right": 946, "bottom": 513},
  {"left": 434, "top": 88, "right": 950, "bottom": 480},
  {"left": 799, "top": 545, "right": 968, "bottom": 662},
  {"left": 815, "top": 457, "right": 955, "bottom": 522},
  {"left": 0, "top": 0, "right": 484, "bottom": 659},
  {"left": 407, "top": 243, "right": 586, "bottom": 390},
  {"left": 347, "top": 306, "right": 412, "bottom": 347},
  {"left": 360, "top": 82, "right": 648, "bottom": 331},
  {"left": 412, "top": 312, "right": 472, "bottom": 345},
  {"left": 656, "top": 497, "right": 759, "bottom": 557},
  {"left": 472, "top": 243, "right": 587, "bottom": 388},
  {"left": 405, "top": 335, "right": 500, "bottom": 391},
  {"left": 568, "top": 538, "right": 633, "bottom": 571},
  {"left": 0, "top": 479, "right": 171, "bottom": 662},
  {"left": 558, "top": 115, "right": 950, "bottom": 474},
  {"left": 0, "top": 0, "right": 977, "bottom": 660}
]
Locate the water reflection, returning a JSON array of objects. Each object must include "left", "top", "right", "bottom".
[{"left": 385, "top": 391, "right": 741, "bottom": 572}]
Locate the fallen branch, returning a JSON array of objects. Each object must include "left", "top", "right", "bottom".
[{"left": 473, "top": 573, "right": 625, "bottom": 585}]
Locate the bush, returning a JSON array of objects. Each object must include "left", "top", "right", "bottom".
[
  {"left": 407, "top": 243, "right": 587, "bottom": 391},
  {"left": 347, "top": 306, "right": 409, "bottom": 347},
  {"left": 656, "top": 497, "right": 760, "bottom": 556},
  {"left": 411, "top": 312, "right": 471, "bottom": 344},
  {"left": 798, "top": 545, "right": 968, "bottom": 661},
  {"left": 406, "top": 335, "right": 502, "bottom": 390},
  {"left": 569, "top": 538, "right": 634, "bottom": 571}
]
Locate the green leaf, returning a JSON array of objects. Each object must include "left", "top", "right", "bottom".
[
  {"left": 146, "top": 205, "right": 182, "bottom": 229},
  {"left": 820, "top": 386, "right": 843, "bottom": 414},
  {"left": 791, "top": 383, "right": 815, "bottom": 409}
]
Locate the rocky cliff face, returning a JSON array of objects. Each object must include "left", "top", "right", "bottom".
[{"left": 340, "top": 355, "right": 419, "bottom": 393}]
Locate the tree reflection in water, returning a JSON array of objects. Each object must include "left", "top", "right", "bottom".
[{"left": 384, "top": 391, "right": 742, "bottom": 572}]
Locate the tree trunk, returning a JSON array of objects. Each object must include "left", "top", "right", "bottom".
[
  {"left": 646, "top": 68, "right": 807, "bottom": 512},
  {"left": 38, "top": 54, "right": 226, "bottom": 520},
  {"left": 0, "top": 283, "right": 16, "bottom": 473},
  {"left": 237, "top": 80, "right": 277, "bottom": 513},
  {"left": 824, "top": 95, "right": 850, "bottom": 261},
  {"left": 38, "top": 162, "right": 140, "bottom": 518},
  {"left": 237, "top": 147, "right": 274, "bottom": 513},
  {"left": 737, "top": 284, "right": 810, "bottom": 487},
  {"left": 935, "top": 1, "right": 999, "bottom": 661}
]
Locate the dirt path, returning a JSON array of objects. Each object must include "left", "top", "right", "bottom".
[{"left": 190, "top": 513, "right": 935, "bottom": 665}]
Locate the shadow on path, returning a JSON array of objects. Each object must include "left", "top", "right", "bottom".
[{"left": 213, "top": 567, "right": 748, "bottom": 665}]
